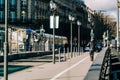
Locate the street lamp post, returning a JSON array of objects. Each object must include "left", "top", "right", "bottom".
[
  {"left": 90, "top": 22, "right": 94, "bottom": 42},
  {"left": 90, "top": 22, "right": 94, "bottom": 61},
  {"left": 90, "top": 23, "right": 94, "bottom": 61},
  {"left": 90, "top": 29, "right": 94, "bottom": 41},
  {"left": 107, "top": 29, "right": 109, "bottom": 47},
  {"left": 77, "top": 20, "right": 81, "bottom": 55},
  {"left": 117, "top": 0, "right": 120, "bottom": 51},
  {"left": 50, "top": 0, "right": 57, "bottom": 64},
  {"left": 4, "top": 0, "right": 8, "bottom": 80},
  {"left": 103, "top": 32, "right": 106, "bottom": 47},
  {"left": 40, "top": 25, "right": 45, "bottom": 51},
  {"left": 68, "top": 14, "right": 75, "bottom": 58}
]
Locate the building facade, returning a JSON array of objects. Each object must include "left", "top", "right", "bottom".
[
  {"left": 0, "top": 0, "right": 90, "bottom": 54},
  {"left": 0, "top": 0, "right": 88, "bottom": 28}
]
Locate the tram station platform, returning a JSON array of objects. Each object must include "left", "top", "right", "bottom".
[{"left": 0, "top": 52, "right": 98, "bottom": 80}]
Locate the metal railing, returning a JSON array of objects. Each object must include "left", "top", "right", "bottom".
[
  {"left": 84, "top": 47, "right": 110, "bottom": 80},
  {"left": 110, "top": 48, "right": 120, "bottom": 80}
]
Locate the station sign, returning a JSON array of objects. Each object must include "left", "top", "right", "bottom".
[{"left": 50, "top": 16, "right": 59, "bottom": 29}]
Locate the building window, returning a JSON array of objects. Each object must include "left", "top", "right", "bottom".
[
  {"left": 11, "top": 0, "right": 16, "bottom": 5},
  {"left": 9, "top": 0, "right": 17, "bottom": 9},
  {"left": 0, "top": 0, "right": 4, "bottom": 5},
  {"left": 10, "top": 0, "right": 16, "bottom": 6},
  {"left": 34, "top": 12, "right": 37, "bottom": 20},
  {"left": 0, "top": 0, "right": 4, "bottom": 8},
  {"left": 9, "top": 11, "right": 16, "bottom": 22},
  {"left": 0, "top": 11, "right": 4, "bottom": 22},
  {"left": 21, "top": 0, "right": 27, "bottom": 6},
  {"left": 34, "top": 0, "right": 37, "bottom": 6},
  {"left": 21, "top": 0, "right": 27, "bottom": 9}
]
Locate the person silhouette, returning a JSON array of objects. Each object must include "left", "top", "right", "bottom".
[{"left": 89, "top": 39, "right": 95, "bottom": 61}]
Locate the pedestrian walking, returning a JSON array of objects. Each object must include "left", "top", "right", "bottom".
[{"left": 89, "top": 40, "right": 95, "bottom": 61}]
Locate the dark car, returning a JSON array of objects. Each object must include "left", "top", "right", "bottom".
[{"left": 95, "top": 42, "right": 103, "bottom": 52}]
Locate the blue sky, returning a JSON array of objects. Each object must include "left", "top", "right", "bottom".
[{"left": 84, "top": 0, "right": 117, "bottom": 21}]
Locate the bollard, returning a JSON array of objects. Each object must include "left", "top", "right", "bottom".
[
  {"left": 75, "top": 47, "right": 76, "bottom": 57},
  {"left": 73, "top": 47, "right": 75, "bottom": 57},
  {"left": 59, "top": 48, "right": 61, "bottom": 62},
  {"left": 80, "top": 47, "right": 82, "bottom": 55},
  {"left": 80, "top": 47, "right": 81, "bottom": 55},
  {"left": 67, "top": 47, "right": 69, "bottom": 59},
  {"left": 81, "top": 47, "right": 83, "bottom": 55},
  {"left": 76, "top": 48, "right": 78, "bottom": 56},
  {"left": 80, "top": 47, "right": 83, "bottom": 55},
  {"left": 63, "top": 48, "right": 66, "bottom": 61},
  {"left": 79, "top": 47, "right": 80, "bottom": 55}
]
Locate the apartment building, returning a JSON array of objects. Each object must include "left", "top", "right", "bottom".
[{"left": 0, "top": 0, "right": 88, "bottom": 53}]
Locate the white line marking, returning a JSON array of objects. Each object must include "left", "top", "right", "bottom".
[{"left": 50, "top": 56, "right": 89, "bottom": 80}]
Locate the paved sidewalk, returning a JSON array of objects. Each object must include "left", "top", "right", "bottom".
[{"left": 1, "top": 52, "right": 98, "bottom": 80}]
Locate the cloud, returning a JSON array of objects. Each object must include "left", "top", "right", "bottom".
[
  {"left": 84, "top": 0, "right": 117, "bottom": 20},
  {"left": 84, "top": 0, "right": 116, "bottom": 10},
  {"left": 106, "top": 10, "right": 117, "bottom": 18}
]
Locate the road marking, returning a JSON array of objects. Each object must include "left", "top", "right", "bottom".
[{"left": 50, "top": 56, "right": 89, "bottom": 80}]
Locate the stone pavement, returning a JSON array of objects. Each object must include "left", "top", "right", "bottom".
[{"left": 1, "top": 52, "right": 98, "bottom": 80}]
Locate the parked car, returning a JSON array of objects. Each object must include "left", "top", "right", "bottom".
[{"left": 84, "top": 43, "right": 90, "bottom": 52}]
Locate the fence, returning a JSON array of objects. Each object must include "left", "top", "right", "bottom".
[{"left": 84, "top": 47, "right": 110, "bottom": 80}]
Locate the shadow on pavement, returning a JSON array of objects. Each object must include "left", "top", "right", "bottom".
[
  {"left": 0, "top": 65, "right": 31, "bottom": 76},
  {"left": 12, "top": 55, "right": 64, "bottom": 62}
]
